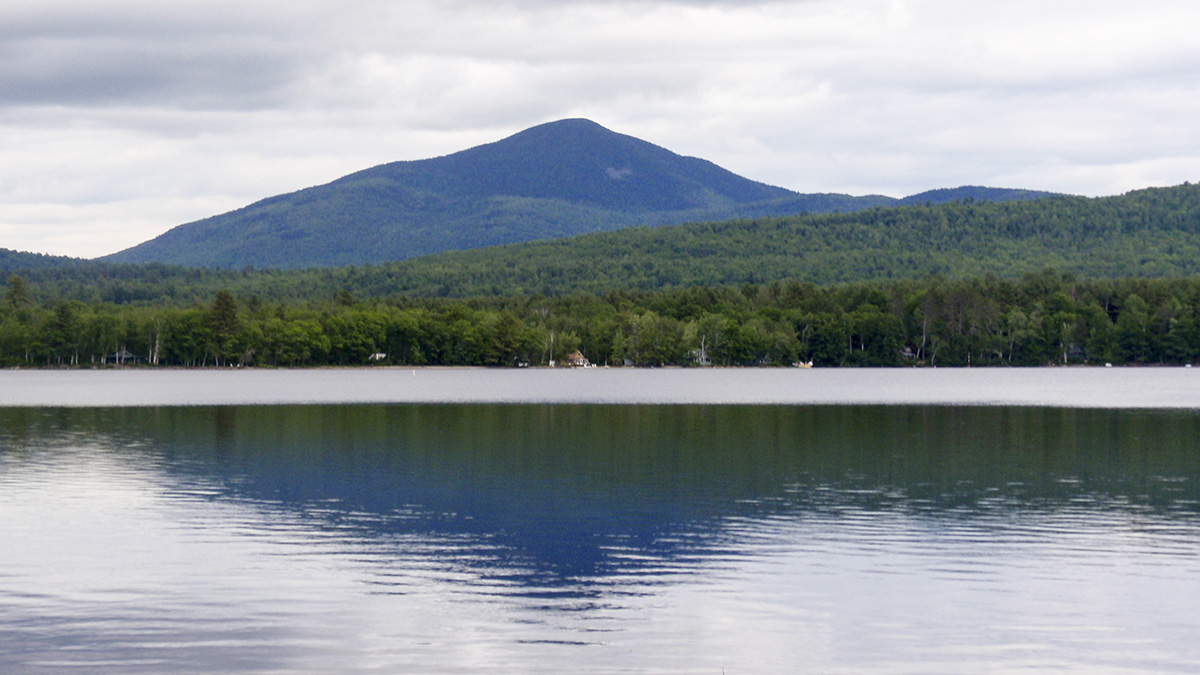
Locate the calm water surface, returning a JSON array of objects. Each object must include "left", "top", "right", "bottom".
[
  {"left": 3, "top": 366, "right": 1200, "bottom": 407},
  {"left": 2, "top": 371, "right": 1200, "bottom": 673}
]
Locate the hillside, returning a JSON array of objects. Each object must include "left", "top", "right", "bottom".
[
  {"left": 99, "top": 119, "right": 1054, "bottom": 269},
  {"left": 898, "top": 186, "right": 1058, "bottom": 205},
  {"left": 8, "top": 182, "right": 1199, "bottom": 306},
  {"left": 0, "top": 248, "right": 82, "bottom": 274},
  {"left": 366, "top": 183, "right": 1200, "bottom": 297}
]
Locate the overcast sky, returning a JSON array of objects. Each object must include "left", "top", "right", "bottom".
[{"left": 3, "top": 0, "right": 1199, "bottom": 258}]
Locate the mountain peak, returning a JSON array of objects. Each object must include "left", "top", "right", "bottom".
[
  {"left": 103, "top": 119, "right": 807, "bottom": 267},
  {"left": 375, "top": 117, "right": 793, "bottom": 212},
  {"left": 499, "top": 118, "right": 616, "bottom": 142},
  {"left": 518, "top": 117, "right": 608, "bottom": 132},
  {"left": 99, "top": 120, "right": 1057, "bottom": 269}
]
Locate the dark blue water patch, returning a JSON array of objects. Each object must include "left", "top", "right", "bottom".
[
  {"left": 5, "top": 404, "right": 1200, "bottom": 674},
  {"left": 4, "top": 404, "right": 1200, "bottom": 592}
]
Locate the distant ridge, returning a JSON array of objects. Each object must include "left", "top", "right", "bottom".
[
  {"left": 1, "top": 247, "right": 81, "bottom": 274},
  {"left": 100, "top": 119, "right": 1059, "bottom": 269},
  {"left": 8, "top": 183, "right": 1200, "bottom": 304},
  {"left": 899, "top": 186, "right": 1057, "bottom": 205}
]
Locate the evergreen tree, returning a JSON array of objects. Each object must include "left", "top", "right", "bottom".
[
  {"left": 209, "top": 290, "right": 240, "bottom": 366},
  {"left": 4, "top": 274, "right": 29, "bottom": 310}
]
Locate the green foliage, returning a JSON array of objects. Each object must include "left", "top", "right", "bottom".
[
  {"left": 6, "top": 272, "right": 1200, "bottom": 369},
  {"left": 397, "top": 184, "right": 1200, "bottom": 296},
  {"left": 208, "top": 290, "right": 240, "bottom": 365},
  {"left": 5, "top": 275, "right": 30, "bottom": 309},
  {"left": 897, "top": 186, "right": 1056, "bottom": 206},
  {"left": 8, "top": 182, "right": 1199, "bottom": 307},
  {"left": 0, "top": 249, "right": 82, "bottom": 273},
  {"left": 7, "top": 182, "right": 1200, "bottom": 369}
]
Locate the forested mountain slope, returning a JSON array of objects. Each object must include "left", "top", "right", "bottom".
[
  {"left": 98, "top": 119, "right": 1054, "bottom": 269},
  {"left": 7, "top": 182, "right": 1199, "bottom": 305},
  {"left": 898, "top": 186, "right": 1058, "bottom": 205},
  {"left": 0, "top": 248, "right": 81, "bottom": 273},
  {"left": 330, "top": 182, "right": 1200, "bottom": 297}
]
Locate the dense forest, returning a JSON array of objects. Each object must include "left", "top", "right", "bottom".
[
  {"left": 7, "top": 183, "right": 1199, "bottom": 307},
  {"left": 0, "top": 248, "right": 82, "bottom": 272},
  {"left": 5, "top": 181, "right": 1200, "bottom": 369},
  {"left": 5, "top": 270, "right": 1200, "bottom": 368}
]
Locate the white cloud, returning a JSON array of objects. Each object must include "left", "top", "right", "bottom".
[{"left": 2, "top": 0, "right": 1200, "bottom": 257}]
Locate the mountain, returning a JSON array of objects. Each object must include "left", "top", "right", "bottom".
[{"left": 101, "top": 119, "right": 1054, "bottom": 269}]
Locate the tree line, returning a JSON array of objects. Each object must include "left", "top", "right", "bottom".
[{"left": 5, "top": 270, "right": 1200, "bottom": 368}]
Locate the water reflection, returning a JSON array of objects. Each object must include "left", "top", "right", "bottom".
[
  {"left": 5, "top": 405, "right": 1200, "bottom": 583},
  {"left": 3, "top": 404, "right": 1200, "bottom": 673}
]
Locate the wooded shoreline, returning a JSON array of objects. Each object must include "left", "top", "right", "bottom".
[{"left": 6, "top": 270, "right": 1200, "bottom": 369}]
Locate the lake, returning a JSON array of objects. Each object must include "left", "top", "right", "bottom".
[
  {"left": 3, "top": 366, "right": 1200, "bottom": 407},
  {"left": 2, "top": 369, "right": 1200, "bottom": 673}
]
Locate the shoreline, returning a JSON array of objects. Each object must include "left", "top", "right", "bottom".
[{"left": 5, "top": 361, "right": 1195, "bottom": 371}]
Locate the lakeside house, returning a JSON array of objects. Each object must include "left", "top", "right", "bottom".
[{"left": 105, "top": 349, "right": 143, "bottom": 365}]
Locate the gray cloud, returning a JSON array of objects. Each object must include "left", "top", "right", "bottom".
[
  {"left": 0, "top": 38, "right": 297, "bottom": 108},
  {"left": 2, "top": 0, "right": 1200, "bottom": 257},
  {"left": 0, "top": 2, "right": 314, "bottom": 109}
]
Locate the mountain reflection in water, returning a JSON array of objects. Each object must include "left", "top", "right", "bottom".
[{"left": 2, "top": 404, "right": 1199, "bottom": 673}]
